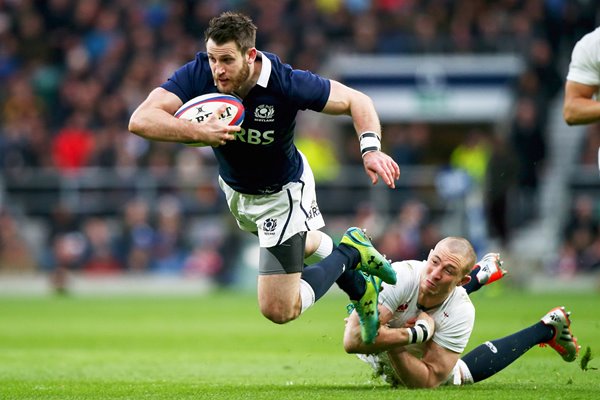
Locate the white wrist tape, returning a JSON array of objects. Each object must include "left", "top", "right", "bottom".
[
  {"left": 407, "top": 319, "right": 433, "bottom": 344},
  {"left": 359, "top": 131, "right": 381, "bottom": 157}
]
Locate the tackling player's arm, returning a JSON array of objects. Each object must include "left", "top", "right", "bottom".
[
  {"left": 344, "top": 305, "right": 458, "bottom": 388},
  {"left": 129, "top": 87, "right": 239, "bottom": 147},
  {"left": 563, "top": 81, "right": 600, "bottom": 125},
  {"left": 388, "top": 339, "right": 461, "bottom": 388},
  {"left": 321, "top": 80, "right": 400, "bottom": 189},
  {"left": 343, "top": 307, "right": 434, "bottom": 354}
]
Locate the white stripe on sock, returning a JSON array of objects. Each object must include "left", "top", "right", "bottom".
[{"left": 299, "top": 279, "right": 316, "bottom": 314}]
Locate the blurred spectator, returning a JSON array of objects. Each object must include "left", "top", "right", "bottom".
[
  {"left": 510, "top": 96, "right": 547, "bottom": 225},
  {"left": 528, "top": 38, "right": 562, "bottom": 107},
  {"left": 578, "top": 124, "right": 600, "bottom": 168},
  {"left": 450, "top": 129, "right": 491, "bottom": 186},
  {"left": 386, "top": 123, "right": 430, "bottom": 166},
  {"left": 485, "top": 134, "right": 518, "bottom": 248},
  {"left": 113, "top": 197, "right": 154, "bottom": 273},
  {"left": 184, "top": 214, "right": 236, "bottom": 285},
  {"left": 550, "top": 194, "right": 600, "bottom": 276},
  {"left": 80, "top": 217, "right": 122, "bottom": 275},
  {"left": 562, "top": 194, "right": 599, "bottom": 265},
  {"left": 377, "top": 199, "right": 430, "bottom": 261},
  {"left": 46, "top": 202, "right": 81, "bottom": 245},
  {"left": 183, "top": 244, "right": 223, "bottom": 279},
  {"left": 39, "top": 202, "right": 83, "bottom": 291},
  {"left": 415, "top": 221, "right": 442, "bottom": 261},
  {"left": 352, "top": 202, "right": 386, "bottom": 240},
  {"left": 296, "top": 123, "right": 341, "bottom": 183},
  {"left": 48, "top": 231, "right": 87, "bottom": 293},
  {"left": 151, "top": 195, "right": 190, "bottom": 275},
  {"left": 449, "top": 130, "right": 492, "bottom": 252},
  {"left": 51, "top": 111, "right": 95, "bottom": 175},
  {"left": 0, "top": 208, "right": 37, "bottom": 274}
]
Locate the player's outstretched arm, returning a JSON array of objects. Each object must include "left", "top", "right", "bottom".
[
  {"left": 563, "top": 81, "right": 600, "bottom": 125},
  {"left": 129, "top": 87, "right": 239, "bottom": 146},
  {"left": 343, "top": 308, "right": 434, "bottom": 354},
  {"left": 321, "top": 80, "right": 400, "bottom": 188},
  {"left": 389, "top": 340, "right": 461, "bottom": 388}
]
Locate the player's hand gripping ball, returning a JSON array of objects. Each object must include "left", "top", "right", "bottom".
[{"left": 175, "top": 93, "right": 244, "bottom": 147}]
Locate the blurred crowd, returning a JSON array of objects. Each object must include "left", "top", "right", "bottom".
[
  {"left": 1, "top": 0, "right": 599, "bottom": 285},
  {"left": 549, "top": 123, "right": 600, "bottom": 277}
]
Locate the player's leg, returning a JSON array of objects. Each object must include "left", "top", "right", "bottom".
[
  {"left": 220, "top": 154, "right": 340, "bottom": 323},
  {"left": 462, "top": 252, "right": 506, "bottom": 294},
  {"left": 257, "top": 274, "right": 302, "bottom": 323},
  {"left": 307, "top": 241, "right": 381, "bottom": 343},
  {"left": 299, "top": 230, "right": 390, "bottom": 344},
  {"left": 304, "top": 230, "right": 334, "bottom": 264},
  {"left": 451, "top": 306, "right": 579, "bottom": 385},
  {"left": 258, "top": 230, "right": 381, "bottom": 324},
  {"left": 258, "top": 229, "right": 353, "bottom": 323},
  {"left": 257, "top": 231, "right": 307, "bottom": 323},
  {"left": 303, "top": 229, "right": 385, "bottom": 301}
]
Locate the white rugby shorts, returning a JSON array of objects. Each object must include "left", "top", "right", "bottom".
[{"left": 218, "top": 154, "right": 325, "bottom": 248}]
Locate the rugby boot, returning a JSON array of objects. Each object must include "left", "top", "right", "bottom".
[
  {"left": 340, "top": 227, "right": 396, "bottom": 285},
  {"left": 473, "top": 252, "right": 507, "bottom": 285},
  {"left": 539, "top": 306, "right": 580, "bottom": 362},
  {"left": 348, "top": 272, "right": 382, "bottom": 345}
]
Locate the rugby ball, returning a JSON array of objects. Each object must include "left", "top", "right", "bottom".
[{"left": 175, "top": 93, "right": 244, "bottom": 146}]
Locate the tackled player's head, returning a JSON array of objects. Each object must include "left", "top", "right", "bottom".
[
  {"left": 420, "top": 237, "right": 475, "bottom": 298},
  {"left": 434, "top": 237, "right": 476, "bottom": 277}
]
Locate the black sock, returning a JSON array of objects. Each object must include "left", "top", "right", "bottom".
[
  {"left": 333, "top": 244, "right": 366, "bottom": 300},
  {"left": 336, "top": 243, "right": 361, "bottom": 268},
  {"left": 301, "top": 246, "right": 356, "bottom": 301},
  {"left": 463, "top": 266, "right": 482, "bottom": 294},
  {"left": 461, "top": 322, "right": 554, "bottom": 383},
  {"left": 335, "top": 269, "right": 367, "bottom": 301}
]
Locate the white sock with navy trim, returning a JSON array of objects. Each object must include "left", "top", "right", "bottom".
[
  {"left": 304, "top": 231, "right": 334, "bottom": 264},
  {"left": 299, "top": 279, "right": 316, "bottom": 314}
]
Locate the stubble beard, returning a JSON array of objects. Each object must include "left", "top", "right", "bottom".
[{"left": 216, "top": 63, "right": 250, "bottom": 94}]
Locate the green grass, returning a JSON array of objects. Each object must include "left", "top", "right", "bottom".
[{"left": 0, "top": 288, "right": 598, "bottom": 399}]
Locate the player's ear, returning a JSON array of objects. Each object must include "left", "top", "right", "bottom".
[
  {"left": 459, "top": 275, "right": 471, "bottom": 287},
  {"left": 246, "top": 48, "right": 257, "bottom": 64}
]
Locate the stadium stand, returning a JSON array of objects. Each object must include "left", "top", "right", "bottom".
[{"left": 0, "top": 1, "right": 599, "bottom": 291}]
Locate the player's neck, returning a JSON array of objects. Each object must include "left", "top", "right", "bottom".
[
  {"left": 235, "top": 58, "right": 261, "bottom": 99},
  {"left": 416, "top": 300, "right": 444, "bottom": 312},
  {"left": 417, "top": 291, "right": 449, "bottom": 311}
]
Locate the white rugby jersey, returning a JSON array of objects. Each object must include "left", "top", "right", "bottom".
[
  {"left": 379, "top": 260, "right": 475, "bottom": 356},
  {"left": 567, "top": 27, "right": 600, "bottom": 99}
]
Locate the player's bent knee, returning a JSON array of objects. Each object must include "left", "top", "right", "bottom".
[{"left": 259, "top": 302, "right": 298, "bottom": 324}]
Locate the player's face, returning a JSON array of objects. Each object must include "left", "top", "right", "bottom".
[
  {"left": 420, "top": 243, "right": 468, "bottom": 298},
  {"left": 206, "top": 39, "right": 251, "bottom": 94}
]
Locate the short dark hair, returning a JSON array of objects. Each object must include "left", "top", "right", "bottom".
[
  {"left": 437, "top": 237, "right": 477, "bottom": 276},
  {"left": 204, "top": 12, "right": 257, "bottom": 53}
]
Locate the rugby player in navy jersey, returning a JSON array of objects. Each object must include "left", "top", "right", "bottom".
[{"left": 129, "top": 11, "right": 400, "bottom": 325}]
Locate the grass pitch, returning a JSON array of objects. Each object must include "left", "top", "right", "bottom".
[{"left": 0, "top": 286, "right": 598, "bottom": 400}]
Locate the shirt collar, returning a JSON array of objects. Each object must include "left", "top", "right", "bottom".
[{"left": 256, "top": 50, "right": 271, "bottom": 88}]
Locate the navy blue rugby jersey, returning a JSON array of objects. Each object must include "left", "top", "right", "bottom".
[{"left": 161, "top": 51, "right": 331, "bottom": 194}]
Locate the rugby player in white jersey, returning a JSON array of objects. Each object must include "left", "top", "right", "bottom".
[
  {"left": 563, "top": 27, "right": 600, "bottom": 171},
  {"left": 342, "top": 237, "right": 580, "bottom": 388}
]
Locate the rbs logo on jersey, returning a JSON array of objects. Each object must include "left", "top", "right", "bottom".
[{"left": 233, "top": 128, "right": 274, "bottom": 145}]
